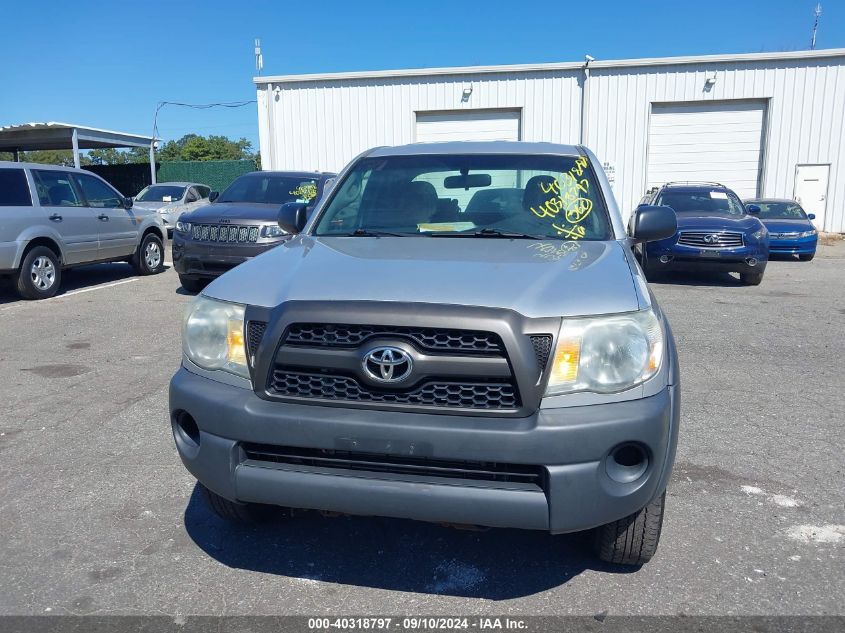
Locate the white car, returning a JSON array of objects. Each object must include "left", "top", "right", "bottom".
[{"left": 133, "top": 182, "right": 211, "bottom": 235}]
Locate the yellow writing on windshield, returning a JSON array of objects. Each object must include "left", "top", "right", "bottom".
[
  {"left": 290, "top": 182, "right": 317, "bottom": 201},
  {"left": 528, "top": 156, "right": 594, "bottom": 235}
]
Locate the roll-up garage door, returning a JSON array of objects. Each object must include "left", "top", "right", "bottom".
[
  {"left": 415, "top": 110, "right": 521, "bottom": 143},
  {"left": 647, "top": 102, "right": 766, "bottom": 199}
]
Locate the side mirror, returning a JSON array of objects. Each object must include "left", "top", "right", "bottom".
[
  {"left": 630, "top": 205, "right": 677, "bottom": 242},
  {"left": 808, "top": 213, "right": 816, "bottom": 220},
  {"left": 278, "top": 201, "right": 309, "bottom": 234},
  {"left": 746, "top": 204, "right": 761, "bottom": 215},
  {"left": 123, "top": 197, "right": 133, "bottom": 210},
  {"left": 208, "top": 191, "right": 219, "bottom": 202}
]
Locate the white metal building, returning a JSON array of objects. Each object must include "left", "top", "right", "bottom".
[{"left": 255, "top": 49, "right": 845, "bottom": 232}]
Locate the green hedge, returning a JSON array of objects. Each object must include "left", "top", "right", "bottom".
[{"left": 156, "top": 159, "right": 257, "bottom": 192}]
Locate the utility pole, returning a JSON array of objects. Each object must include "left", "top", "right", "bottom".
[{"left": 811, "top": 4, "right": 822, "bottom": 50}]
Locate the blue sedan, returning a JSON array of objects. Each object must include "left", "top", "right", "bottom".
[{"left": 745, "top": 198, "right": 818, "bottom": 261}]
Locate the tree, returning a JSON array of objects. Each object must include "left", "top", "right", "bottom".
[
  {"left": 87, "top": 147, "right": 149, "bottom": 165},
  {"left": 13, "top": 150, "right": 89, "bottom": 166},
  {"left": 156, "top": 134, "right": 255, "bottom": 162}
]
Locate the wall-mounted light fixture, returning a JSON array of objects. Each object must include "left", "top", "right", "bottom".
[
  {"left": 705, "top": 73, "right": 717, "bottom": 86},
  {"left": 461, "top": 86, "right": 473, "bottom": 102}
]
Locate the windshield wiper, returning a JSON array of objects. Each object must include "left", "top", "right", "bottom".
[
  {"left": 428, "top": 228, "right": 544, "bottom": 240},
  {"left": 342, "top": 228, "right": 410, "bottom": 237}
]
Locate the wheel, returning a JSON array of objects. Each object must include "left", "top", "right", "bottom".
[
  {"left": 200, "top": 484, "right": 272, "bottom": 523},
  {"left": 798, "top": 253, "right": 815, "bottom": 261},
  {"left": 740, "top": 271, "right": 764, "bottom": 285},
  {"left": 594, "top": 491, "right": 665, "bottom": 566},
  {"left": 640, "top": 251, "right": 660, "bottom": 280},
  {"left": 179, "top": 274, "right": 207, "bottom": 293},
  {"left": 16, "top": 246, "right": 62, "bottom": 300},
  {"left": 130, "top": 232, "right": 164, "bottom": 275}
]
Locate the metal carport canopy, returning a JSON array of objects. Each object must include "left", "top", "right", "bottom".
[{"left": 0, "top": 122, "right": 158, "bottom": 183}]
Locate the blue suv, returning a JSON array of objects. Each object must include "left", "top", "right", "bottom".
[{"left": 635, "top": 182, "right": 769, "bottom": 285}]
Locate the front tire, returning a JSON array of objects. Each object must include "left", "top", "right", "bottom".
[
  {"left": 131, "top": 233, "right": 164, "bottom": 275},
  {"left": 798, "top": 253, "right": 815, "bottom": 262},
  {"left": 740, "top": 270, "right": 764, "bottom": 285},
  {"left": 594, "top": 491, "right": 666, "bottom": 566},
  {"left": 200, "top": 484, "right": 272, "bottom": 523},
  {"left": 179, "top": 274, "right": 207, "bottom": 293},
  {"left": 16, "top": 246, "right": 62, "bottom": 300}
]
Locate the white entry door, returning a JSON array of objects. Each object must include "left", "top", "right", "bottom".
[
  {"left": 794, "top": 164, "right": 829, "bottom": 230},
  {"left": 415, "top": 111, "right": 520, "bottom": 143}
]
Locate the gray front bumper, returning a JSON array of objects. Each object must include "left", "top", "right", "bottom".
[{"left": 169, "top": 367, "right": 679, "bottom": 534}]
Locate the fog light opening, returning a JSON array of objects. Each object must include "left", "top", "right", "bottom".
[
  {"left": 174, "top": 410, "right": 200, "bottom": 448},
  {"left": 606, "top": 443, "right": 649, "bottom": 484},
  {"left": 659, "top": 255, "right": 672, "bottom": 264},
  {"left": 745, "top": 257, "right": 758, "bottom": 267}
]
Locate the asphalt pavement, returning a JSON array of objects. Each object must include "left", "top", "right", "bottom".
[{"left": 0, "top": 240, "right": 842, "bottom": 616}]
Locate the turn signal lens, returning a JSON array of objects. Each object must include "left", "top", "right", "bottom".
[
  {"left": 550, "top": 336, "right": 580, "bottom": 384},
  {"left": 227, "top": 318, "right": 247, "bottom": 366}
]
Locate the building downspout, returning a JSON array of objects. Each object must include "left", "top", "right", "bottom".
[{"left": 579, "top": 56, "right": 593, "bottom": 145}]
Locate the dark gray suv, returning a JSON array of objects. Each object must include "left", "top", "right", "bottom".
[
  {"left": 172, "top": 171, "right": 335, "bottom": 292},
  {"left": 170, "top": 142, "right": 680, "bottom": 565}
]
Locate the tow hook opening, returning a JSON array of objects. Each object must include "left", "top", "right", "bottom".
[{"left": 606, "top": 443, "right": 649, "bottom": 484}]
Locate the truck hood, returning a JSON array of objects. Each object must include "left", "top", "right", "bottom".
[
  {"left": 203, "top": 236, "right": 641, "bottom": 318},
  {"left": 181, "top": 202, "right": 281, "bottom": 223}
]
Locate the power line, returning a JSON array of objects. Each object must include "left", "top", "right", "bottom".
[{"left": 153, "top": 100, "right": 257, "bottom": 144}]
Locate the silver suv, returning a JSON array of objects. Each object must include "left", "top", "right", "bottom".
[
  {"left": 170, "top": 142, "right": 680, "bottom": 565},
  {"left": 0, "top": 162, "right": 166, "bottom": 299}
]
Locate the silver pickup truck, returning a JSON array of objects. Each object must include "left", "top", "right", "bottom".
[
  {"left": 169, "top": 142, "right": 680, "bottom": 566},
  {"left": 0, "top": 162, "right": 166, "bottom": 299}
]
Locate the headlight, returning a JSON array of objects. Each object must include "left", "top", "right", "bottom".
[
  {"left": 175, "top": 220, "right": 192, "bottom": 233},
  {"left": 798, "top": 229, "right": 817, "bottom": 238},
  {"left": 545, "top": 309, "right": 664, "bottom": 396},
  {"left": 261, "top": 224, "right": 287, "bottom": 238},
  {"left": 182, "top": 296, "right": 249, "bottom": 379},
  {"left": 751, "top": 228, "right": 767, "bottom": 240}
]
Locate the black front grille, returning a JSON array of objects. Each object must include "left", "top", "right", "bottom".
[
  {"left": 247, "top": 321, "right": 267, "bottom": 359},
  {"left": 191, "top": 223, "right": 260, "bottom": 243},
  {"left": 284, "top": 323, "right": 502, "bottom": 354},
  {"left": 269, "top": 370, "right": 519, "bottom": 409},
  {"left": 529, "top": 335, "right": 553, "bottom": 371},
  {"left": 242, "top": 443, "right": 544, "bottom": 487},
  {"left": 677, "top": 231, "right": 744, "bottom": 248}
]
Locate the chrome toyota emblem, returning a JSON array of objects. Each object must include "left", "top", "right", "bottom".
[
  {"left": 703, "top": 234, "right": 719, "bottom": 244},
  {"left": 363, "top": 346, "right": 413, "bottom": 383}
]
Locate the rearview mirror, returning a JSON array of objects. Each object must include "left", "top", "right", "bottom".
[
  {"left": 629, "top": 205, "right": 677, "bottom": 242},
  {"left": 208, "top": 191, "right": 219, "bottom": 202},
  {"left": 278, "top": 202, "right": 309, "bottom": 234},
  {"left": 444, "top": 174, "right": 492, "bottom": 190},
  {"left": 808, "top": 213, "right": 816, "bottom": 220},
  {"left": 123, "top": 197, "right": 133, "bottom": 210},
  {"left": 746, "top": 204, "right": 761, "bottom": 215}
]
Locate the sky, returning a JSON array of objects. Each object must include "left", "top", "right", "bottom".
[{"left": 1, "top": 0, "right": 842, "bottom": 151}]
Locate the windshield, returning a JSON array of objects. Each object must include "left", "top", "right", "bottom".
[
  {"left": 656, "top": 189, "right": 745, "bottom": 216},
  {"left": 136, "top": 185, "right": 186, "bottom": 203},
  {"left": 755, "top": 201, "right": 808, "bottom": 219},
  {"left": 313, "top": 154, "right": 612, "bottom": 240},
  {"left": 217, "top": 175, "right": 319, "bottom": 205}
]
